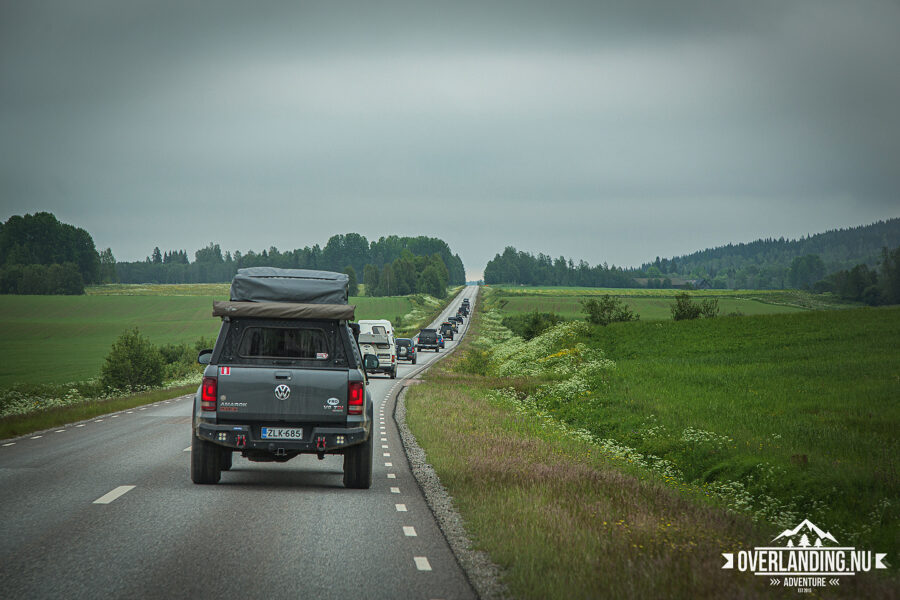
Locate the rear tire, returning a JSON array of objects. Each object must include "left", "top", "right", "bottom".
[
  {"left": 220, "top": 448, "right": 233, "bottom": 471},
  {"left": 343, "top": 430, "right": 373, "bottom": 489},
  {"left": 191, "top": 433, "right": 221, "bottom": 484}
]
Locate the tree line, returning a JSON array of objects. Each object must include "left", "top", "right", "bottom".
[
  {"left": 483, "top": 246, "right": 636, "bottom": 287},
  {"left": 360, "top": 252, "right": 450, "bottom": 298},
  {"left": 642, "top": 218, "right": 900, "bottom": 289},
  {"left": 115, "top": 233, "right": 466, "bottom": 292},
  {"left": 0, "top": 212, "right": 115, "bottom": 295}
]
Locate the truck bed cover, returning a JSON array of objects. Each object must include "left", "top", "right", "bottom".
[{"left": 229, "top": 268, "right": 349, "bottom": 304}]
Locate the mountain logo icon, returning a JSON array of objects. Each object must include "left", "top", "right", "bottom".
[{"left": 772, "top": 519, "right": 839, "bottom": 548}]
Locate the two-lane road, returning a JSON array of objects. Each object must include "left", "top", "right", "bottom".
[{"left": 0, "top": 287, "right": 479, "bottom": 599}]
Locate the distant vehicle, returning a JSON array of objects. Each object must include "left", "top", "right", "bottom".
[
  {"left": 416, "top": 328, "right": 440, "bottom": 352},
  {"left": 440, "top": 322, "right": 454, "bottom": 340},
  {"left": 358, "top": 319, "right": 396, "bottom": 370},
  {"left": 448, "top": 316, "right": 461, "bottom": 331},
  {"left": 358, "top": 332, "right": 397, "bottom": 378},
  {"left": 192, "top": 268, "right": 376, "bottom": 489},
  {"left": 437, "top": 333, "right": 445, "bottom": 349},
  {"left": 395, "top": 338, "right": 417, "bottom": 364}
]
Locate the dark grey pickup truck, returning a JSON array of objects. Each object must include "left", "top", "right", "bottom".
[{"left": 191, "top": 268, "right": 378, "bottom": 488}]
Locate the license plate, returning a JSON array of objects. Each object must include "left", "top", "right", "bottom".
[{"left": 261, "top": 427, "right": 303, "bottom": 440}]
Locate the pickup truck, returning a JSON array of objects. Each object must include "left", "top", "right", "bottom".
[
  {"left": 416, "top": 328, "right": 441, "bottom": 352},
  {"left": 191, "top": 268, "right": 378, "bottom": 489}
]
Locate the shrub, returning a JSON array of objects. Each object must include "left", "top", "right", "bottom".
[
  {"left": 670, "top": 293, "right": 702, "bottom": 321},
  {"left": 581, "top": 295, "right": 639, "bottom": 326},
  {"left": 671, "top": 293, "right": 719, "bottom": 321},
  {"left": 100, "top": 328, "right": 164, "bottom": 391},
  {"left": 502, "top": 311, "right": 566, "bottom": 340}
]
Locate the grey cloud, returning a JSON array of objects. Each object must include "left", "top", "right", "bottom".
[{"left": 2, "top": 0, "right": 899, "bottom": 278}]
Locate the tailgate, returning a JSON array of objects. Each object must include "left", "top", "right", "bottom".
[{"left": 216, "top": 366, "right": 349, "bottom": 423}]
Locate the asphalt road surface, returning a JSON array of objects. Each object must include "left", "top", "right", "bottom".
[{"left": 0, "top": 287, "right": 480, "bottom": 600}]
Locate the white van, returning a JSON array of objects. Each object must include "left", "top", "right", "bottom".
[
  {"left": 358, "top": 319, "right": 396, "bottom": 340},
  {"left": 357, "top": 319, "right": 397, "bottom": 377}
]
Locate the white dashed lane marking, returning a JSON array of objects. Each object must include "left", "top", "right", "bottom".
[
  {"left": 395, "top": 504, "right": 407, "bottom": 512},
  {"left": 385, "top": 462, "right": 393, "bottom": 467},
  {"left": 403, "top": 526, "right": 417, "bottom": 537},
  {"left": 93, "top": 485, "right": 136, "bottom": 504},
  {"left": 183, "top": 447, "right": 191, "bottom": 452},
  {"left": 383, "top": 453, "right": 391, "bottom": 457},
  {"left": 2, "top": 442, "right": 14, "bottom": 447},
  {"left": 390, "top": 487, "right": 400, "bottom": 494},
  {"left": 387, "top": 473, "right": 396, "bottom": 479},
  {"left": 75, "top": 424, "right": 85, "bottom": 428},
  {"left": 414, "top": 556, "right": 432, "bottom": 571},
  {"left": 382, "top": 444, "right": 389, "bottom": 448},
  {"left": 55, "top": 430, "right": 64, "bottom": 433},
  {"left": 30, "top": 436, "right": 42, "bottom": 440}
]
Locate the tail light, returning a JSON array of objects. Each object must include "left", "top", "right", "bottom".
[
  {"left": 201, "top": 376, "right": 217, "bottom": 411},
  {"left": 348, "top": 381, "right": 364, "bottom": 415}
]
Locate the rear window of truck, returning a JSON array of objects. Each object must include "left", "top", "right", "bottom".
[{"left": 238, "top": 326, "right": 329, "bottom": 360}]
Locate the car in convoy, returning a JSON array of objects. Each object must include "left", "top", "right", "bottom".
[
  {"left": 358, "top": 319, "right": 397, "bottom": 370},
  {"left": 438, "top": 333, "right": 445, "bottom": 348},
  {"left": 440, "top": 322, "right": 454, "bottom": 341},
  {"left": 395, "top": 338, "right": 417, "bottom": 364},
  {"left": 416, "top": 328, "right": 440, "bottom": 352},
  {"left": 447, "top": 316, "right": 460, "bottom": 332},
  {"left": 191, "top": 268, "right": 377, "bottom": 489},
  {"left": 358, "top": 332, "right": 397, "bottom": 378}
]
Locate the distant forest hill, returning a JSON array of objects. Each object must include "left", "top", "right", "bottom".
[
  {"left": 645, "top": 218, "right": 900, "bottom": 289},
  {"left": 484, "top": 218, "right": 900, "bottom": 291},
  {"left": 115, "top": 234, "right": 466, "bottom": 293}
]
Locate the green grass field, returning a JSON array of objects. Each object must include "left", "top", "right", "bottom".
[
  {"left": 489, "top": 285, "right": 857, "bottom": 311},
  {"left": 0, "top": 288, "right": 414, "bottom": 387},
  {"left": 496, "top": 294, "right": 807, "bottom": 320},
  {"left": 407, "top": 295, "right": 900, "bottom": 598}
]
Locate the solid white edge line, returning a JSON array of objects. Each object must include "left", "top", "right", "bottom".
[
  {"left": 414, "top": 556, "right": 432, "bottom": 571},
  {"left": 93, "top": 485, "right": 136, "bottom": 504},
  {"left": 403, "top": 526, "right": 417, "bottom": 536}
]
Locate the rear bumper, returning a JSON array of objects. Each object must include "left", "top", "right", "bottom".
[{"left": 196, "top": 422, "right": 368, "bottom": 453}]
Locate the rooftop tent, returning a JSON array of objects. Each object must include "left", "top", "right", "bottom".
[{"left": 230, "top": 268, "right": 349, "bottom": 304}]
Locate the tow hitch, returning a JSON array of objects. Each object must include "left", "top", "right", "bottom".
[{"left": 315, "top": 435, "right": 327, "bottom": 460}]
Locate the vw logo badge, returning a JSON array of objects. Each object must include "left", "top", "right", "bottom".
[{"left": 274, "top": 384, "right": 291, "bottom": 400}]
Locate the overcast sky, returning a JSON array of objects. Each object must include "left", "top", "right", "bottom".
[{"left": 2, "top": 0, "right": 899, "bottom": 279}]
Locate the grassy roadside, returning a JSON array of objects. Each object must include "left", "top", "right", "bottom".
[
  {"left": 405, "top": 291, "right": 898, "bottom": 598},
  {"left": 0, "top": 384, "right": 197, "bottom": 440}
]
